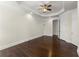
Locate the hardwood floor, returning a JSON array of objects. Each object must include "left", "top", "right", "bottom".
[{"left": 0, "top": 35, "right": 78, "bottom": 57}]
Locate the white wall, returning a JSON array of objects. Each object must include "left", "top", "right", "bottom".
[
  {"left": 59, "top": 8, "right": 79, "bottom": 45},
  {"left": 59, "top": 10, "right": 72, "bottom": 42},
  {"left": 0, "top": 2, "right": 46, "bottom": 50},
  {"left": 59, "top": 8, "right": 79, "bottom": 55},
  {"left": 71, "top": 9, "right": 79, "bottom": 46},
  {"left": 44, "top": 19, "right": 53, "bottom": 36}
]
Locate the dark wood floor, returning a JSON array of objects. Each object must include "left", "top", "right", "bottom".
[{"left": 0, "top": 35, "right": 78, "bottom": 57}]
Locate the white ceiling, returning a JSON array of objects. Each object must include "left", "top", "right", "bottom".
[
  {"left": 17, "top": 1, "right": 77, "bottom": 17},
  {"left": 0, "top": 1, "right": 77, "bottom": 17}
]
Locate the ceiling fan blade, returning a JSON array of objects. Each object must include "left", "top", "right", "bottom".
[
  {"left": 40, "top": 5, "right": 44, "bottom": 7},
  {"left": 47, "top": 9, "right": 52, "bottom": 11},
  {"left": 43, "top": 4, "right": 47, "bottom": 7},
  {"left": 48, "top": 5, "right": 52, "bottom": 7}
]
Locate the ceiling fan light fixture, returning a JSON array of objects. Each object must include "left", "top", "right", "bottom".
[{"left": 43, "top": 8, "right": 48, "bottom": 12}]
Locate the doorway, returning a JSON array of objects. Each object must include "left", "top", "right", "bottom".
[{"left": 53, "top": 19, "right": 60, "bottom": 37}]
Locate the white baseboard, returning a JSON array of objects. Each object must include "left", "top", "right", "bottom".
[
  {"left": 77, "top": 48, "right": 79, "bottom": 56},
  {"left": 43, "top": 34, "right": 52, "bottom": 37},
  {"left": 0, "top": 35, "right": 43, "bottom": 50}
]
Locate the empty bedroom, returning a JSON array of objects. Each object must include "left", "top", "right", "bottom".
[{"left": 0, "top": 1, "right": 79, "bottom": 57}]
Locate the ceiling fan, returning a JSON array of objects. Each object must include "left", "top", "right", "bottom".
[{"left": 39, "top": 3, "right": 52, "bottom": 13}]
